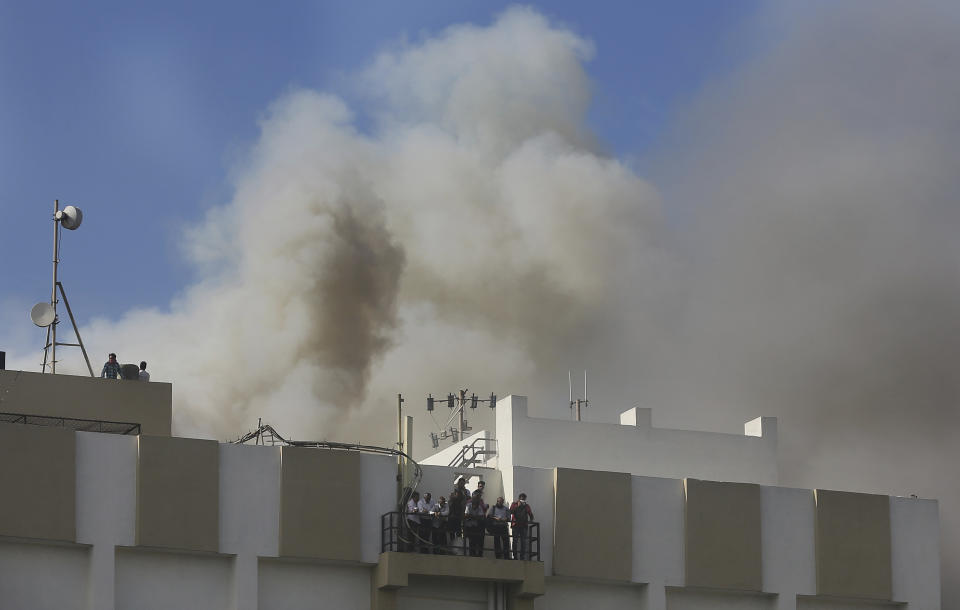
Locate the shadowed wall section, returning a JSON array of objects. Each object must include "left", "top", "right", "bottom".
[
  {"left": 684, "top": 478, "right": 762, "bottom": 591},
  {"left": 814, "top": 489, "right": 892, "bottom": 600},
  {"left": 0, "top": 423, "right": 76, "bottom": 542},
  {"left": 553, "top": 467, "right": 632, "bottom": 581},
  {"left": 0, "top": 370, "right": 172, "bottom": 435},
  {"left": 279, "top": 447, "right": 361, "bottom": 560},
  {"left": 136, "top": 435, "right": 219, "bottom": 552}
]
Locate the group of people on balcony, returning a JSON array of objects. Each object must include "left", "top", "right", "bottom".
[{"left": 404, "top": 477, "right": 534, "bottom": 560}]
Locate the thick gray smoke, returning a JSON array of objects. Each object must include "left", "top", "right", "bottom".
[
  {"left": 646, "top": 1, "right": 960, "bottom": 602},
  {"left": 36, "top": 7, "right": 663, "bottom": 442},
  {"left": 6, "top": 2, "right": 959, "bottom": 601}
]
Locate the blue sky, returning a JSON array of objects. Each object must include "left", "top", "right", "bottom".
[{"left": 0, "top": 0, "right": 757, "bottom": 337}]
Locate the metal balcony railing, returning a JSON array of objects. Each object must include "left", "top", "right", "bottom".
[
  {"left": 0, "top": 411, "right": 141, "bottom": 435},
  {"left": 381, "top": 511, "right": 540, "bottom": 561},
  {"left": 447, "top": 437, "right": 497, "bottom": 468}
]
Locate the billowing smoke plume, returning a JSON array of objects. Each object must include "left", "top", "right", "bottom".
[
  {"left": 66, "top": 7, "right": 664, "bottom": 440},
  {"left": 645, "top": 2, "right": 960, "bottom": 602},
  {"left": 7, "top": 2, "right": 960, "bottom": 602}
]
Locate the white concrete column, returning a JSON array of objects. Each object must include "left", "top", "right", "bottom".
[
  {"left": 232, "top": 554, "right": 258, "bottom": 610},
  {"left": 87, "top": 545, "right": 116, "bottom": 610},
  {"left": 645, "top": 583, "right": 666, "bottom": 610},
  {"left": 76, "top": 433, "right": 138, "bottom": 610},
  {"left": 774, "top": 593, "right": 797, "bottom": 610}
]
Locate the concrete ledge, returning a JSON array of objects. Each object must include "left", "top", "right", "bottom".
[
  {"left": 797, "top": 593, "right": 905, "bottom": 608},
  {"left": 0, "top": 370, "right": 171, "bottom": 435},
  {"left": 374, "top": 552, "right": 544, "bottom": 597}
]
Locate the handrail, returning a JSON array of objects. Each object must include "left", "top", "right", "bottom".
[
  {"left": 232, "top": 423, "right": 424, "bottom": 511},
  {"left": 447, "top": 436, "right": 497, "bottom": 468},
  {"left": 381, "top": 511, "right": 540, "bottom": 561},
  {"left": 0, "top": 411, "right": 141, "bottom": 435}
]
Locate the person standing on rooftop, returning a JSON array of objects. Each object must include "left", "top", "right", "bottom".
[{"left": 100, "top": 353, "right": 122, "bottom": 379}]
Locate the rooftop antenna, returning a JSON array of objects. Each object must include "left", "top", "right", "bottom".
[
  {"left": 33, "top": 200, "right": 94, "bottom": 376},
  {"left": 569, "top": 370, "right": 588, "bottom": 422},
  {"left": 425, "top": 387, "right": 496, "bottom": 447}
]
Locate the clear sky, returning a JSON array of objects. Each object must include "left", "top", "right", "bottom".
[{"left": 0, "top": 0, "right": 757, "bottom": 335}]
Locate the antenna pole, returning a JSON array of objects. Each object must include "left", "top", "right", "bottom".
[
  {"left": 458, "top": 389, "right": 466, "bottom": 440},
  {"left": 56, "top": 282, "right": 94, "bottom": 377},
  {"left": 50, "top": 200, "right": 60, "bottom": 374},
  {"left": 41, "top": 325, "right": 51, "bottom": 373},
  {"left": 397, "top": 393, "right": 404, "bottom": 503}
]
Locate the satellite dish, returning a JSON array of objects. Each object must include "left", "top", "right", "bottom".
[
  {"left": 56, "top": 205, "right": 83, "bottom": 230},
  {"left": 31, "top": 302, "right": 56, "bottom": 327}
]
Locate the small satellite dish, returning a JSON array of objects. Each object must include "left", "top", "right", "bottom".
[
  {"left": 56, "top": 205, "right": 83, "bottom": 230},
  {"left": 31, "top": 302, "right": 56, "bottom": 327}
]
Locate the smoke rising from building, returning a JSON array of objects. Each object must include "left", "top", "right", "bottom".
[{"left": 5, "top": 2, "right": 959, "bottom": 601}]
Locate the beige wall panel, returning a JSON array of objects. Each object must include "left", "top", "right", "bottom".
[
  {"left": 137, "top": 435, "right": 219, "bottom": 552},
  {"left": 0, "top": 423, "right": 76, "bottom": 541},
  {"left": 552, "top": 467, "right": 632, "bottom": 581},
  {"left": 279, "top": 447, "right": 361, "bottom": 561},
  {"left": 0, "top": 370, "right": 172, "bottom": 435},
  {"left": 684, "top": 479, "right": 762, "bottom": 591},
  {"left": 814, "top": 489, "right": 892, "bottom": 600}
]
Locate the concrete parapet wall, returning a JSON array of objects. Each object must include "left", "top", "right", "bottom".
[{"left": 0, "top": 369, "right": 172, "bottom": 435}]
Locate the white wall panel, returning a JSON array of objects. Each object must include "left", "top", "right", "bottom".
[
  {"left": 258, "top": 560, "right": 370, "bottom": 610},
  {"left": 115, "top": 548, "right": 233, "bottom": 610},
  {"left": 0, "top": 541, "right": 90, "bottom": 610},
  {"left": 535, "top": 580, "right": 646, "bottom": 610}
]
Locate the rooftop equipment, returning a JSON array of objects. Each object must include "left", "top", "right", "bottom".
[{"left": 32, "top": 200, "right": 94, "bottom": 376}]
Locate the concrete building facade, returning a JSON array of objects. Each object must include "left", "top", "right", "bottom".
[{"left": 0, "top": 373, "right": 941, "bottom": 609}]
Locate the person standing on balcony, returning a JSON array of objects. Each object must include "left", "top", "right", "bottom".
[
  {"left": 510, "top": 493, "right": 534, "bottom": 560},
  {"left": 487, "top": 496, "right": 511, "bottom": 559},
  {"left": 472, "top": 480, "right": 488, "bottom": 512},
  {"left": 448, "top": 478, "right": 468, "bottom": 554},
  {"left": 138, "top": 361, "right": 150, "bottom": 382},
  {"left": 405, "top": 491, "right": 421, "bottom": 552},
  {"left": 417, "top": 492, "right": 436, "bottom": 553},
  {"left": 465, "top": 495, "right": 487, "bottom": 557},
  {"left": 432, "top": 496, "right": 449, "bottom": 554},
  {"left": 100, "top": 353, "right": 122, "bottom": 379}
]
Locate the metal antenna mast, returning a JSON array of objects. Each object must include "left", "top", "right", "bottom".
[
  {"left": 569, "top": 370, "right": 589, "bottom": 422},
  {"left": 34, "top": 200, "right": 94, "bottom": 376},
  {"left": 426, "top": 388, "right": 497, "bottom": 448}
]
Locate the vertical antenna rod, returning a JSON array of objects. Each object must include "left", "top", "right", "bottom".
[{"left": 50, "top": 199, "right": 60, "bottom": 374}]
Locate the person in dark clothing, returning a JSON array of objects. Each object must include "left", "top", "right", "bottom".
[
  {"left": 465, "top": 496, "right": 486, "bottom": 557},
  {"left": 447, "top": 478, "right": 469, "bottom": 554},
  {"left": 510, "top": 493, "right": 534, "bottom": 560},
  {"left": 100, "top": 353, "right": 122, "bottom": 379}
]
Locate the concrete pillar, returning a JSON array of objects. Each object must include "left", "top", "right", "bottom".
[
  {"left": 233, "top": 554, "right": 258, "bottom": 610},
  {"left": 87, "top": 545, "right": 116, "bottom": 609},
  {"left": 645, "top": 583, "right": 666, "bottom": 610}
]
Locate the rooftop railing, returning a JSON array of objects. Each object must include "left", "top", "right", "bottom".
[
  {"left": 381, "top": 511, "right": 540, "bottom": 561},
  {"left": 0, "top": 411, "right": 141, "bottom": 435}
]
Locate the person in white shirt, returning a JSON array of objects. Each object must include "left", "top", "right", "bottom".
[
  {"left": 432, "top": 496, "right": 450, "bottom": 553},
  {"left": 138, "top": 361, "right": 150, "bottom": 382},
  {"left": 487, "top": 496, "right": 511, "bottom": 559},
  {"left": 417, "top": 493, "right": 436, "bottom": 553},
  {"left": 405, "top": 491, "right": 421, "bottom": 552}
]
